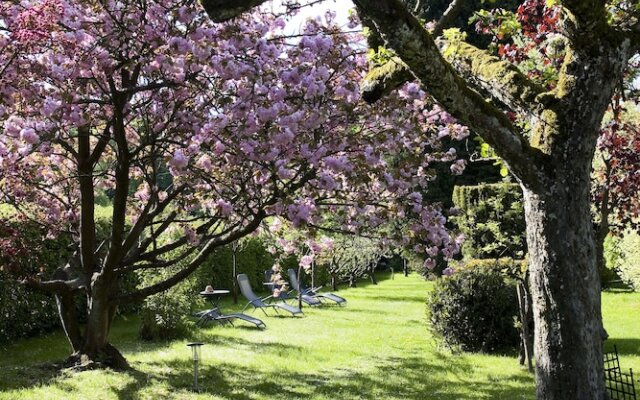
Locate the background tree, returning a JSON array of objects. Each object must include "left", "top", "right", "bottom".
[
  {"left": 0, "top": 1, "right": 465, "bottom": 368},
  {"left": 320, "top": 235, "right": 391, "bottom": 288},
  {"left": 201, "top": 0, "right": 640, "bottom": 398},
  {"left": 592, "top": 100, "right": 640, "bottom": 282}
]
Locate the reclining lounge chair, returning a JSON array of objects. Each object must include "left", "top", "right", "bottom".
[
  {"left": 265, "top": 269, "right": 321, "bottom": 307},
  {"left": 287, "top": 269, "right": 347, "bottom": 306},
  {"left": 238, "top": 273, "right": 303, "bottom": 316}
]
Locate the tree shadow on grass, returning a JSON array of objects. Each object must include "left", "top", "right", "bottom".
[
  {"left": 107, "top": 350, "right": 534, "bottom": 400},
  {"left": 0, "top": 362, "right": 65, "bottom": 392},
  {"left": 367, "top": 294, "right": 428, "bottom": 303},
  {"left": 605, "top": 338, "right": 640, "bottom": 356}
]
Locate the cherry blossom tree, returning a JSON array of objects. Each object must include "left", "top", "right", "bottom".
[
  {"left": 0, "top": 0, "right": 466, "bottom": 368},
  {"left": 202, "top": 0, "right": 640, "bottom": 398}
]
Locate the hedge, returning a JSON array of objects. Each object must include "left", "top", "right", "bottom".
[
  {"left": 426, "top": 263, "right": 521, "bottom": 352},
  {"left": 452, "top": 183, "right": 526, "bottom": 259}
]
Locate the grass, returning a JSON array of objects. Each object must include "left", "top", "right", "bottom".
[{"left": 0, "top": 274, "right": 638, "bottom": 400}]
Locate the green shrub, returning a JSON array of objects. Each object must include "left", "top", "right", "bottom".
[
  {"left": 193, "top": 236, "right": 277, "bottom": 293},
  {"left": 606, "top": 232, "right": 640, "bottom": 291},
  {"left": 0, "top": 207, "right": 144, "bottom": 342},
  {"left": 138, "top": 251, "right": 197, "bottom": 341},
  {"left": 191, "top": 236, "right": 327, "bottom": 295},
  {"left": 0, "top": 218, "right": 73, "bottom": 342},
  {"left": 426, "top": 266, "right": 520, "bottom": 352},
  {"left": 462, "top": 257, "right": 527, "bottom": 278},
  {"left": 139, "top": 282, "right": 194, "bottom": 341},
  {"left": 452, "top": 183, "right": 526, "bottom": 259}
]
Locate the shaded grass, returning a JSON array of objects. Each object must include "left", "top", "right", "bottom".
[{"left": 0, "top": 274, "right": 637, "bottom": 399}]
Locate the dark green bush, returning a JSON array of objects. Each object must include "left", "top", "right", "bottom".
[
  {"left": 0, "top": 218, "right": 72, "bottom": 342},
  {"left": 0, "top": 208, "right": 142, "bottom": 342},
  {"left": 139, "top": 281, "right": 194, "bottom": 341},
  {"left": 462, "top": 257, "right": 527, "bottom": 279},
  {"left": 426, "top": 266, "right": 520, "bottom": 352},
  {"left": 452, "top": 183, "right": 526, "bottom": 259},
  {"left": 192, "top": 236, "right": 277, "bottom": 294},
  {"left": 191, "top": 236, "right": 329, "bottom": 295}
]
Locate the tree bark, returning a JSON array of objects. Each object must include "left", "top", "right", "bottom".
[
  {"left": 331, "top": 274, "right": 338, "bottom": 291},
  {"left": 369, "top": 264, "right": 378, "bottom": 285},
  {"left": 73, "top": 274, "right": 129, "bottom": 370},
  {"left": 523, "top": 176, "right": 604, "bottom": 399},
  {"left": 516, "top": 278, "right": 534, "bottom": 373},
  {"left": 594, "top": 157, "right": 612, "bottom": 286},
  {"left": 55, "top": 291, "right": 83, "bottom": 352}
]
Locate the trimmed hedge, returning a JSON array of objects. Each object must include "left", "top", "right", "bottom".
[
  {"left": 452, "top": 183, "right": 526, "bottom": 259},
  {"left": 426, "top": 264, "right": 520, "bottom": 352}
]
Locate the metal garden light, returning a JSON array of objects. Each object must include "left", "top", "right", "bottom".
[{"left": 187, "top": 342, "right": 204, "bottom": 392}]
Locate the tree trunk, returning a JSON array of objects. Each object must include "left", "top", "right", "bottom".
[
  {"left": 60, "top": 275, "right": 129, "bottom": 370},
  {"left": 516, "top": 278, "right": 534, "bottom": 373},
  {"left": 403, "top": 258, "right": 408, "bottom": 277},
  {"left": 55, "top": 291, "right": 83, "bottom": 352},
  {"left": 349, "top": 274, "right": 356, "bottom": 288},
  {"left": 523, "top": 178, "right": 605, "bottom": 399},
  {"left": 369, "top": 264, "right": 378, "bottom": 285},
  {"left": 232, "top": 244, "right": 238, "bottom": 304},
  {"left": 331, "top": 274, "right": 338, "bottom": 291}
]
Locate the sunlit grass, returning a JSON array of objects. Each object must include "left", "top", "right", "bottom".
[{"left": 0, "top": 274, "right": 637, "bottom": 399}]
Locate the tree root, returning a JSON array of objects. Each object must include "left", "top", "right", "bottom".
[{"left": 62, "top": 343, "right": 130, "bottom": 371}]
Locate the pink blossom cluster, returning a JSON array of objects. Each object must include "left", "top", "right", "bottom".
[{"left": 0, "top": 0, "right": 466, "bottom": 269}]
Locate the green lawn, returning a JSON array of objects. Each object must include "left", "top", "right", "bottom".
[{"left": 0, "top": 274, "right": 638, "bottom": 400}]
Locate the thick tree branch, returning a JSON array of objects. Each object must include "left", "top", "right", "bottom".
[
  {"left": 114, "top": 211, "right": 267, "bottom": 304},
  {"left": 200, "top": 0, "right": 267, "bottom": 22},
  {"left": 119, "top": 185, "right": 185, "bottom": 260},
  {"left": 353, "top": 0, "right": 544, "bottom": 186},
  {"left": 627, "top": 22, "right": 640, "bottom": 51},
  {"left": 445, "top": 41, "right": 546, "bottom": 117},
  {"left": 361, "top": 0, "right": 467, "bottom": 102},
  {"left": 77, "top": 125, "right": 97, "bottom": 273},
  {"left": 362, "top": 39, "right": 546, "bottom": 117},
  {"left": 361, "top": 58, "right": 414, "bottom": 103},
  {"left": 20, "top": 276, "right": 85, "bottom": 294},
  {"left": 102, "top": 89, "right": 131, "bottom": 274},
  {"left": 561, "top": 0, "right": 607, "bottom": 27},
  {"left": 560, "top": 0, "right": 610, "bottom": 47}
]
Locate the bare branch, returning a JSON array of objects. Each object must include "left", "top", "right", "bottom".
[
  {"left": 433, "top": 0, "right": 465, "bottom": 37},
  {"left": 20, "top": 276, "right": 85, "bottom": 294}
]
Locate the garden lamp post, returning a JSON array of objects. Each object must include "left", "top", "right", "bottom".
[{"left": 187, "top": 342, "right": 204, "bottom": 392}]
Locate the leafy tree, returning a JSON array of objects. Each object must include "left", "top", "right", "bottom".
[
  {"left": 592, "top": 101, "right": 640, "bottom": 282},
  {"left": 320, "top": 235, "right": 391, "bottom": 288},
  {"left": 0, "top": 1, "right": 465, "bottom": 367},
  {"left": 203, "top": 0, "right": 640, "bottom": 397}
]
